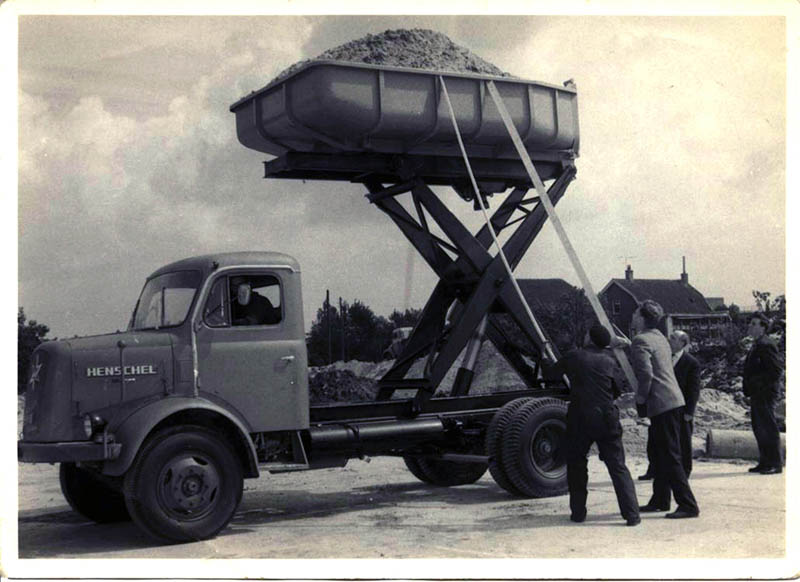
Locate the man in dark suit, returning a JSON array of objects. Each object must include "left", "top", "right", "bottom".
[
  {"left": 639, "top": 330, "right": 702, "bottom": 479},
  {"left": 550, "top": 324, "right": 640, "bottom": 527},
  {"left": 743, "top": 313, "right": 784, "bottom": 474},
  {"left": 632, "top": 300, "right": 699, "bottom": 519},
  {"left": 669, "top": 330, "right": 701, "bottom": 476}
]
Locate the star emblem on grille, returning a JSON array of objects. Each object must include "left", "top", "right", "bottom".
[{"left": 28, "top": 356, "right": 42, "bottom": 391}]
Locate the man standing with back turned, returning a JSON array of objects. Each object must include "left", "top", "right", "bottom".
[
  {"left": 551, "top": 324, "right": 640, "bottom": 526},
  {"left": 632, "top": 300, "right": 700, "bottom": 519}
]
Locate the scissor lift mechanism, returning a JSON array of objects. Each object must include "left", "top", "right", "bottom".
[{"left": 263, "top": 150, "right": 578, "bottom": 414}]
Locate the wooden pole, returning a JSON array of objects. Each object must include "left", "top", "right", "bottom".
[
  {"left": 486, "top": 80, "right": 638, "bottom": 392},
  {"left": 339, "top": 296, "right": 346, "bottom": 362},
  {"left": 326, "top": 289, "right": 332, "bottom": 365}
]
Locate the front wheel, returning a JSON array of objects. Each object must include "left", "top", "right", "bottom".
[
  {"left": 123, "top": 425, "right": 244, "bottom": 543},
  {"left": 60, "top": 463, "right": 130, "bottom": 523}
]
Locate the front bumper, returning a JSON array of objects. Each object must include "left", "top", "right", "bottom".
[{"left": 18, "top": 440, "right": 122, "bottom": 463}]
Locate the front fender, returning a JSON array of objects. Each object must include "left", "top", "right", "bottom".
[{"left": 102, "top": 396, "right": 259, "bottom": 478}]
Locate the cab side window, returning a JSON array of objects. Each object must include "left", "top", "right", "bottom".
[
  {"left": 230, "top": 275, "right": 282, "bottom": 326},
  {"left": 203, "top": 274, "right": 283, "bottom": 328}
]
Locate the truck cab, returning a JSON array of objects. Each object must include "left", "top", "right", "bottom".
[
  {"left": 19, "top": 252, "right": 312, "bottom": 542},
  {"left": 21, "top": 251, "right": 308, "bottom": 456}
]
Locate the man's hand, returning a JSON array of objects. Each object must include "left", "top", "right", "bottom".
[
  {"left": 636, "top": 403, "right": 648, "bottom": 418},
  {"left": 684, "top": 413, "right": 693, "bottom": 422},
  {"left": 611, "top": 335, "right": 632, "bottom": 348}
]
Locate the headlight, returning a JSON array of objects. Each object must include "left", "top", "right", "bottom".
[
  {"left": 83, "top": 414, "right": 93, "bottom": 438},
  {"left": 83, "top": 413, "right": 106, "bottom": 438}
]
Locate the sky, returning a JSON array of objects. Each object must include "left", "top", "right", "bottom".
[
  {"left": 2, "top": 1, "right": 798, "bottom": 577},
  {"left": 7, "top": 5, "right": 792, "bottom": 341}
]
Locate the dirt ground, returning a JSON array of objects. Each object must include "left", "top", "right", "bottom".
[{"left": 13, "top": 451, "right": 789, "bottom": 581}]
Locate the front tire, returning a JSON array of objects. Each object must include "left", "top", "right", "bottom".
[
  {"left": 123, "top": 425, "right": 243, "bottom": 543},
  {"left": 60, "top": 463, "right": 130, "bottom": 523}
]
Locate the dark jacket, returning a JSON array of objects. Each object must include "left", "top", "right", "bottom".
[
  {"left": 674, "top": 351, "right": 701, "bottom": 416},
  {"left": 551, "top": 347, "right": 623, "bottom": 440},
  {"left": 743, "top": 335, "right": 783, "bottom": 399}
]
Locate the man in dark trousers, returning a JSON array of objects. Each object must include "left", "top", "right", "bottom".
[
  {"left": 551, "top": 324, "right": 640, "bottom": 527},
  {"left": 743, "top": 313, "right": 784, "bottom": 474},
  {"left": 670, "top": 330, "right": 701, "bottom": 476},
  {"left": 631, "top": 300, "right": 699, "bottom": 519},
  {"left": 640, "top": 330, "right": 702, "bottom": 479}
]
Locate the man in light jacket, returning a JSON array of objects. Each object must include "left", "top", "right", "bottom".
[{"left": 631, "top": 300, "right": 700, "bottom": 519}]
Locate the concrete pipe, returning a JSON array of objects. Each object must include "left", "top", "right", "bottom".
[{"left": 706, "top": 429, "right": 786, "bottom": 461}]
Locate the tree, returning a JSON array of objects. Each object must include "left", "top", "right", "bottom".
[
  {"left": 752, "top": 290, "right": 785, "bottom": 316},
  {"left": 388, "top": 308, "right": 422, "bottom": 329},
  {"left": 18, "top": 308, "right": 50, "bottom": 394},
  {"left": 306, "top": 297, "right": 397, "bottom": 365}
]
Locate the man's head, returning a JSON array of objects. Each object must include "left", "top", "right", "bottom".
[
  {"left": 588, "top": 324, "right": 612, "bottom": 349},
  {"left": 233, "top": 279, "right": 252, "bottom": 306},
  {"left": 632, "top": 299, "right": 664, "bottom": 332},
  {"left": 747, "top": 313, "right": 770, "bottom": 339},
  {"left": 669, "top": 330, "right": 690, "bottom": 354}
]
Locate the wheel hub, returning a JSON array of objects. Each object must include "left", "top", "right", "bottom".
[
  {"left": 159, "top": 454, "right": 221, "bottom": 517},
  {"left": 528, "top": 420, "right": 566, "bottom": 476}
]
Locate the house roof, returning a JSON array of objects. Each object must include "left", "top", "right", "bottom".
[
  {"left": 517, "top": 278, "right": 579, "bottom": 308},
  {"left": 604, "top": 278, "right": 712, "bottom": 315},
  {"left": 705, "top": 297, "right": 726, "bottom": 310}
]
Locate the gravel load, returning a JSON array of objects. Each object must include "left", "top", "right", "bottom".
[{"left": 271, "top": 28, "right": 510, "bottom": 85}]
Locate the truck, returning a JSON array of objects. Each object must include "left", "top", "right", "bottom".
[{"left": 19, "top": 61, "right": 581, "bottom": 543}]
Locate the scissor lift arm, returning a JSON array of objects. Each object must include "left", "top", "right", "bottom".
[{"left": 263, "top": 152, "right": 577, "bottom": 415}]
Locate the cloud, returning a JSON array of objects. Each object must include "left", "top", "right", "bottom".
[{"left": 17, "top": 15, "right": 787, "bottom": 339}]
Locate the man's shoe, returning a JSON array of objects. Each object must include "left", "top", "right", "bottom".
[
  {"left": 626, "top": 516, "right": 641, "bottom": 526},
  {"left": 748, "top": 465, "right": 765, "bottom": 473},
  {"left": 665, "top": 509, "right": 699, "bottom": 519},
  {"left": 638, "top": 472, "right": 654, "bottom": 481},
  {"left": 639, "top": 504, "right": 669, "bottom": 513},
  {"left": 759, "top": 466, "right": 783, "bottom": 475},
  {"left": 570, "top": 511, "right": 586, "bottom": 523}
]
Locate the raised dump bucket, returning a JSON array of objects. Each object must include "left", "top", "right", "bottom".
[{"left": 231, "top": 61, "right": 579, "bottom": 162}]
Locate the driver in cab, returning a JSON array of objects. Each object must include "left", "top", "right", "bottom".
[{"left": 232, "top": 278, "right": 279, "bottom": 326}]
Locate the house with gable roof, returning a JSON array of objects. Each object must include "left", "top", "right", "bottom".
[{"left": 599, "top": 260, "right": 730, "bottom": 339}]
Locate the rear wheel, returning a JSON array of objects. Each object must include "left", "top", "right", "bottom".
[
  {"left": 500, "top": 398, "right": 568, "bottom": 498},
  {"left": 403, "top": 456, "right": 434, "bottom": 484},
  {"left": 416, "top": 458, "right": 488, "bottom": 485},
  {"left": 485, "top": 397, "right": 531, "bottom": 495},
  {"left": 403, "top": 456, "right": 487, "bottom": 485},
  {"left": 60, "top": 463, "right": 130, "bottom": 523},
  {"left": 123, "top": 425, "right": 244, "bottom": 543}
]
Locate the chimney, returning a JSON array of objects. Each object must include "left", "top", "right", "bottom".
[
  {"left": 680, "top": 256, "right": 689, "bottom": 285},
  {"left": 625, "top": 265, "right": 634, "bottom": 281}
]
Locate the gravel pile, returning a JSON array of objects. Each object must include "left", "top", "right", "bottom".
[
  {"left": 309, "top": 368, "right": 378, "bottom": 404},
  {"left": 272, "top": 28, "right": 510, "bottom": 85}
]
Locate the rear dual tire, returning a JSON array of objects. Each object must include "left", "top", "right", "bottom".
[{"left": 487, "top": 397, "right": 568, "bottom": 498}]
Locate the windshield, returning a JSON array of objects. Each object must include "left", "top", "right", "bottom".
[{"left": 130, "top": 270, "right": 202, "bottom": 331}]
